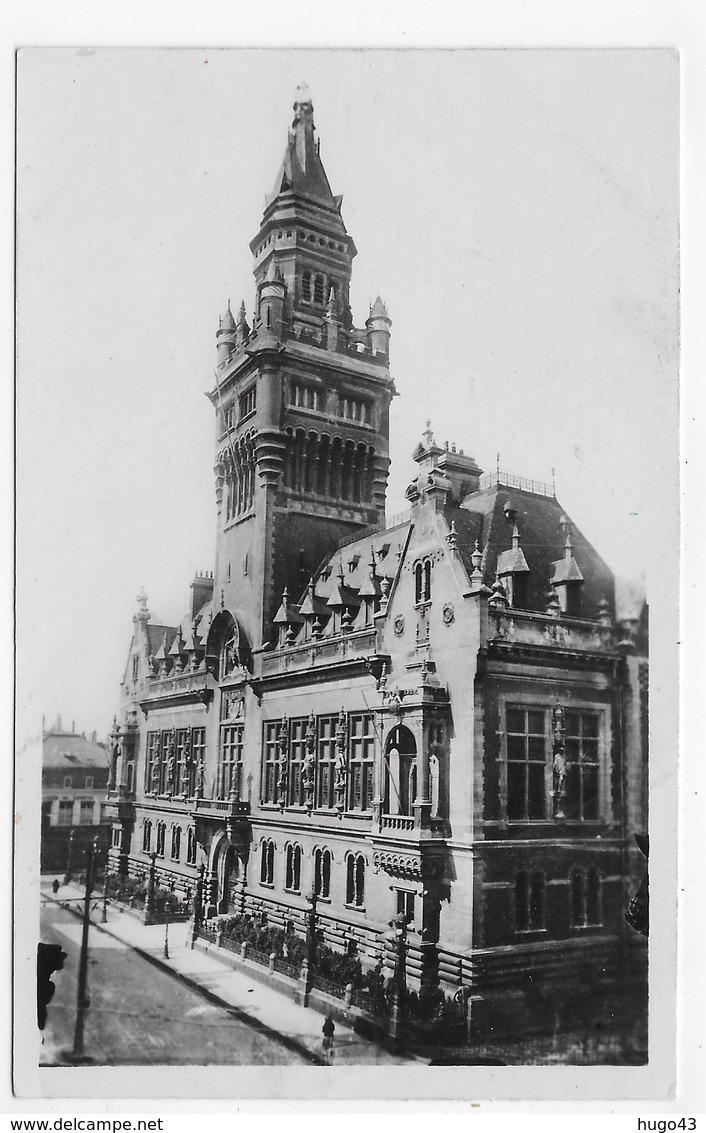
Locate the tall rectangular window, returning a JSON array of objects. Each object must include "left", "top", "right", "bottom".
[
  {"left": 57, "top": 801, "right": 73, "bottom": 826},
  {"left": 288, "top": 718, "right": 307, "bottom": 806},
  {"left": 79, "top": 800, "right": 94, "bottom": 825},
  {"left": 190, "top": 727, "right": 205, "bottom": 797},
  {"left": 348, "top": 713, "right": 374, "bottom": 811},
  {"left": 220, "top": 724, "right": 244, "bottom": 799},
  {"left": 262, "top": 721, "right": 280, "bottom": 803},
  {"left": 175, "top": 729, "right": 189, "bottom": 795},
  {"left": 239, "top": 386, "right": 256, "bottom": 420},
  {"left": 564, "top": 712, "right": 601, "bottom": 820},
  {"left": 317, "top": 716, "right": 337, "bottom": 809},
  {"left": 506, "top": 708, "right": 547, "bottom": 821},
  {"left": 145, "top": 732, "right": 161, "bottom": 792}
]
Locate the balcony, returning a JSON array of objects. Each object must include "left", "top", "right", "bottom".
[
  {"left": 192, "top": 798, "right": 251, "bottom": 821},
  {"left": 488, "top": 608, "right": 615, "bottom": 656},
  {"left": 380, "top": 814, "right": 416, "bottom": 833},
  {"left": 259, "top": 626, "right": 384, "bottom": 680}
]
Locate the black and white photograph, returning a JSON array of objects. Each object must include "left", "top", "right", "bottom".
[{"left": 14, "top": 44, "right": 681, "bottom": 1102}]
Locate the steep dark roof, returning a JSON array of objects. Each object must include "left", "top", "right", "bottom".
[
  {"left": 452, "top": 485, "right": 615, "bottom": 617},
  {"left": 43, "top": 731, "right": 109, "bottom": 770}
]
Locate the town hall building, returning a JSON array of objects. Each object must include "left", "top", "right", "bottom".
[{"left": 105, "top": 85, "right": 648, "bottom": 1038}]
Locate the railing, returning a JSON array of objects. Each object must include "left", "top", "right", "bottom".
[
  {"left": 260, "top": 626, "right": 379, "bottom": 674},
  {"left": 380, "top": 814, "right": 416, "bottom": 832},
  {"left": 478, "top": 469, "right": 555, "bottom": 498},
  {"left": 192, "top": 798, "right": 250, "bottom": 817},
  {"left": 272, "top": 954, "right": 302, "bottom": 979},
  {"left": 311, "top": 973, "right": 347, "bottom": 999}
]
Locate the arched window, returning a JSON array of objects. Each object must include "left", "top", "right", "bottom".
[
  {"left": 515, "top": 871, "right": 545, "bottom": 931},
  {"left": 186, "top": 826, "right": 196, "bottom": 866},
  {"left": 313, "top": 274, "right": 325, "bottom": 304},
  {"left": 314, "top": 847, "right": 332, "bottom": 899},
  {"left": 156, "top": 822, "right": 166, "bottom": 858},
  {"left": 261, "top": 839, "right": 275, "bottom": 885},
  {"left": 587, "top": 867, "right": 602, "bottom": 925},
  {"left": 571, "top": 867, "right": 586, "bottom": 927},
  {"left": 302, "top": 271, "right": 311, "bottom": 302},
  {"left": 384, "top": 725, "right": 417, "bottom": 817},
  {"left": 415, "top": 562, "right": 423, "bottom": 605},
  {"left": 170, "top": 825, "right": 181, "bottom": 861},
  {"left": 285, "top": 844, "right": 302, "bottom": 891},
  {"left": 142, "top": 819, "right": 152, "bottom": 853},
  {"left": 414, "top": 559, "right": 432, "bottom": 604},
  {"left": 346, "top": 853, "right": 365, "bottom": 907}
]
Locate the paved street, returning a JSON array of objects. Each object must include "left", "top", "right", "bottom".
[{"left": 39, "top": 897, "right": 311, "bottom": 1066}]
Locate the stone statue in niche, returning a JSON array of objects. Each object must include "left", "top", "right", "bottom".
[{"left": 552, "top": 706, "right": 567, "bottom": 818}]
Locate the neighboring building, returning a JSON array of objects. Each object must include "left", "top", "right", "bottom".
[
  {"left": 105, "top": 86, "right": 648, "bottom": 1038},
  {"left": 41, "top": 716, "right": 111, "bottom": 872}
]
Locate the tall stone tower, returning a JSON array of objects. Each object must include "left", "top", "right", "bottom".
[{"left": 208, "top": 85, "right": 395, "bottom": 655}]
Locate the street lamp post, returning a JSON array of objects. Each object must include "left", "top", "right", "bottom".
[
  {"left": 306, "top": 884, "right": 319, "bottom": 977},
  {"left": 101, "top": 869, "right": 109, "bottom": 924},
  {"left": 388, "top": 911, "right": 409, "bottom": 1044},
  {"left": 145, "top": 851, "right": 157, "bottom": 925},
  {"left": 163, "top": 904, "right": 170, "bottom": 960},
  {"left": 190, "top": 863, "right": 205, "bottom": 949},
  {"left": 63, "top": 829, "right": 76, "bottom": 885},
  {"left": 64, "top": 836, "right": 98, "bottom": 1063}
]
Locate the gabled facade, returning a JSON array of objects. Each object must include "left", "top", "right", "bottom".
[
  {"left": 41, "top": 717, "right": 111, "bottom": 871},
  {"left": 106, "top": 86, "right": 648, "bottom": 1038}
]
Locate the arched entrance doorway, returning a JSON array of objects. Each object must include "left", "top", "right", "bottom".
[{"left": 384, "top": 725, "right": 417, "bottom": 815}]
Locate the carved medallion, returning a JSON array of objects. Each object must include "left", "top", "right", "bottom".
[
  {"left": 442, "top": 602, "right": 455, "bottom": 626},
  {"left": 393, "top": 614, "right": 405, "bottom": 637}
]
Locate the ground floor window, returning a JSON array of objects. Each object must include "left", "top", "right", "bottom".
[
  {"left": 346, "top": 853, "right": 365, "bottom": 907},
  {"left": 285, "top": 843, "right": 302, "bottom": 891},
  {"left": 515, "top": 870, "right": 546, "bottom": 932},
  {"left": 396, "top": 889, "right": 416, "bottom": 926},
  {"left": 186, "top": 826, "right": 197, "bottom": 865},
  {"left": 57, "top": 801, "right": 73, "bottom": 826},
  {"left": 78, "top": 800, "right": 94, "bottom": 825},
  {"left": 155, "top": 821, "right": 166, "bottom": 857},
  {"left": 142, "top": 819, "right": 152, "bottom": 852},
  {"left": 260, "top": 839, "right": 275, "bottom": 885},
  {"left": 570, "top": 866, "right": 602, "bottom": 927},
  {"left": 170, "top": 825, "right": 181, "bottom": 861},
  {"left": 314, "top": 847, "right": 331, "bottom": 899}
]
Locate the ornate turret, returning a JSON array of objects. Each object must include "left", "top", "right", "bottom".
[
  {"left": 216, "top": 301, "right": 238, "bottom": 364},
  {"left": 366, "top": 296, "right": 391, "bottom": 357}
]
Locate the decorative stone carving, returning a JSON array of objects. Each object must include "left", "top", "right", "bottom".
[
  {"left": 552, "top": 706, "right": 567, "bottom": 819},
  {"left": 334, "top": 709, "right": 348, "bottom": 812},
  {"left": 393, "top": 614, "right": 405, "bottom": 637},
  {"left": 442, "top": 602, "right": 455, "bottom": 626},
  {"left": 302, "top": 712, "right": 316, "bottom": 812},
  {"left": 277, "top": 716, "right": 289, "bottom": 808}
]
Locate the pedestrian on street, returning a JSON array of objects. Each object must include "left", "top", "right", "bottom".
[
  {"left": 52, "top": 879, "right": 60, "bottom": 895},
  {"left": 322, "top": 1014, "right": 335, "bottom": 1058}
]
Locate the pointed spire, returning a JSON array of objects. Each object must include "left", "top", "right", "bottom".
[
  {"left": 222, "top": 300, "right": 236, "bottom": 330},
  {"left": 446, "top": 520, "right": 458, "bottom": 553},
  {"left": 370, "top": 295, "right": 388, "bottom": 318},
  {"left": 512, "top": 524, "right": 521, "bottom": 551}
]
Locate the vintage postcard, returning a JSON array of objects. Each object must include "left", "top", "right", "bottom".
[{"left": 13, "top": 46, "right": 679, "bottom": 1103}]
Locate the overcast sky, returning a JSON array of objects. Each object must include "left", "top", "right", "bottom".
[{"left": 16, "top": 48, "right": 678, "bottom": 740}]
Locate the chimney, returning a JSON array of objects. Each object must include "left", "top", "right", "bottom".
[{"left": 191, "top": 572, "right": 215, "bottom": 620}]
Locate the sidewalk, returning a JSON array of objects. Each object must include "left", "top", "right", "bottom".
[{"left": 41, "top": 878, "right": 424, "bottom": 1066}]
